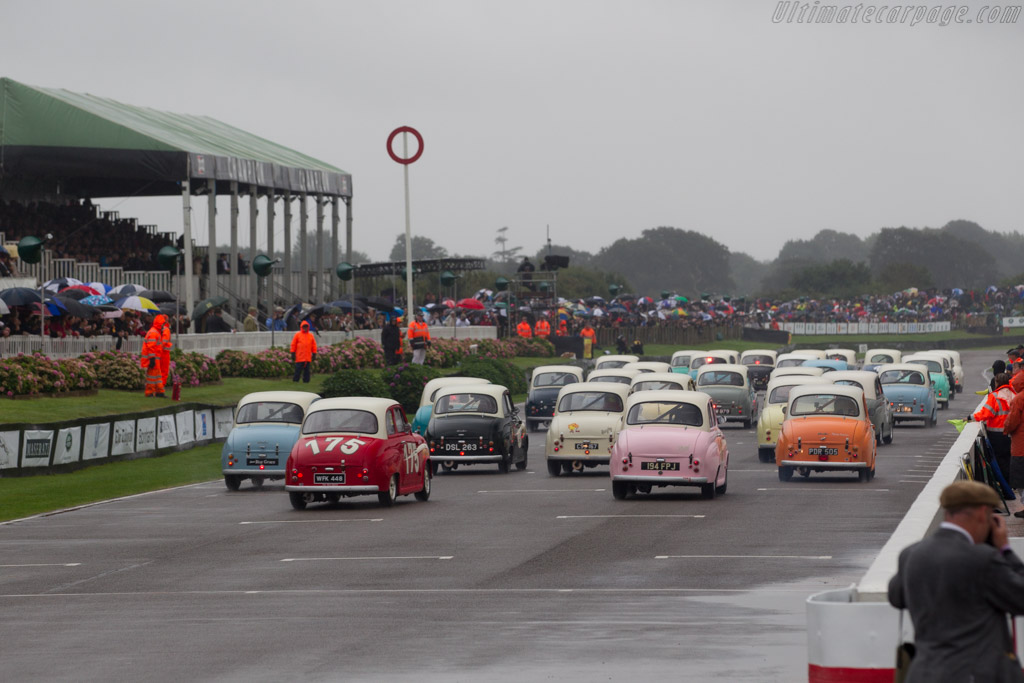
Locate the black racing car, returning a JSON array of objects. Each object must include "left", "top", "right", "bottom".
[{"left": 425, "top": 384, "right": 528, "bottom": 474}]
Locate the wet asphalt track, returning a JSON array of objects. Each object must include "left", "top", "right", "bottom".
[{"left": 0, "top": 351, "right": 995, "bottom": 682}]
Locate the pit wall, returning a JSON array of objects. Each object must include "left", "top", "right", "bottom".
[
  {"left": 0, "top": 403, "right": 234, "bottom": 475},
  {"left": 806, "top": 422, "right": 1024, "bottom": 681}
]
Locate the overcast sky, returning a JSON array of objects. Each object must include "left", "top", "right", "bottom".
[{"left": 3, "top": 0, "right": 1022, "bottom": 264}]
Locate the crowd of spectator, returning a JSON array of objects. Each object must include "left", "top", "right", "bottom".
[
  {"left": 0, "top": 199, "right": 174, "bottom": 271},
  {"left": 0, "top": 307, "right": 191, "bottom": 342}
]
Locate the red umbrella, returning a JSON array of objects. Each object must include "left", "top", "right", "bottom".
[
  {"left": 457, "top": 298, "right": 485, "bottom": 310},
  {"left": 59, "top": 285, "right": 102, "bottom": 297}
]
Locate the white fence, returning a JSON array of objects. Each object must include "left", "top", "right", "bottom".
[
  {"left": 0, "top": 326, "right": 497, "bottom": 359},
  {"left": 782, "top": 321, "right": 952, "bottom": 335}
]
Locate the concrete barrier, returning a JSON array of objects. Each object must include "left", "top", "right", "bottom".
[{"left": 806, "top": 421, "right": 1024, "bottom": 681}]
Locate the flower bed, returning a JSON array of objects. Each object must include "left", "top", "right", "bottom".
[{"left": 0, "top": 352, "right": 102, "bottom": 398}]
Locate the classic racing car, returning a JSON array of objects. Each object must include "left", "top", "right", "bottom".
[
  {"left": 284, "top": 397, "right": 430, "bottom": 509},
  {"left": 903, "top": 353, "right": 952, "bottom": 409},
  {"left": 425, "top": 383, "right": 528, "bottom": 473},
  {"left": 621, "top": 361, "right": 673, "bottom": 374},
  {"left": 876, "top": 363, "right": 938, "bottom": 427},
  {"left": 670, "top": 350, "right": 705, "bottom": 375},
  {"left": 825, "top": 349, "right": 857, "bottom": 366},
  {"left": 756, "top": 375, "right": 828, "bottom": 463},
  {"left": 593, "top": 354, "right": 639, "bottom": 372},
  {"left": 221, "top": 391, "right": 320, "bottom": 491},
  {"left": 862, "top": 348, "right": 902, "bottom": 372},
  {"left": 740, "top": 349, "right": 777, "bottom": 391},
  {"left": 610, "top": 390, "right": 730, "bottom": 500},
  {"left": 774, "top": 384, "right": 877, "bottom": 482},
  {"left": 687, "top": 351, "right": 732, "bottom": 380},
  {"left": 695, "top": 363, "right": 757, "bottom": 428},
  {"left": 411, "top": 376, "right": 491, "bottom": 435},
  {"left": 825, "top": 370, "right": 895, "bottom": 445},
  {"left": 525, "top": 364, "right": 585, "bottom": 431},
  {"left": 586, "top": 368, "right": 641, "bottom": 385},
  {"left": 629, "top": 372, "right": 695, "bottom": 394},
  {"left": 546, "top": 382, "right": 630, "bottom": 475}
]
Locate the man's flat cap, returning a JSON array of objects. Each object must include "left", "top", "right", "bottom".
[{"left": 940, "top": 480, "right": 1001, "bottom": 509}]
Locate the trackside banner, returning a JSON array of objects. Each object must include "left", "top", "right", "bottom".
[{"left": 782, "top": 321, "right": 951, "bottom": 335}]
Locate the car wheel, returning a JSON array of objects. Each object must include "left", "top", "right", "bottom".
[
  {"left": 498, "top": 451, "right": 510, "bottom": 474},
  {"left": 224, "top": 474, "right": 242, "bottom": 492},
  {"left": 251, "top": 476, "right": 264, "bottom": 489},
  {"left": 326, "top": 493, "right": 341, "bottom": 504},
  {"left": 799, "top": 467, "right": 811, "bottom": 478},
  {"left": 516, "top": 437, "right": 529, "bottom": 470},
  {"left": 869, "top": 466, "right": 876, "bottom": 481},
  {"left": 547, "top": 459, "right": 561, "bottom": 476},
  {"left": 715, "top": 467, "right": 728, "bottom": 495},
  {"left": 758, "top": 447, "right": 773, "bottom": 464},
  {"left": 288, "top": 492, "right": 307, "bottom": 510},
  {"left": 701, "top": 480, "right": 717, "bottom": 500},
  {"left": 430, "top": 460, "right": 439, "bottom": 476},
  {"left": 526, "top": 419, "right": 536, "bottom": 433},
  {"left": 858, "top": 468, "right": 871, "bottom": 483},
  {"left": 929, "top": 411, "right": 937, "bottom": 427},
  {"left": 883, "top": 422, "right": 894, "bottom": 445},
  {"left": 612, "top": 481, "right": 629, "bottom": 500},
  {"left": 940, "top": 400, "right": 948, "bottom": 410},
  {"left": 414, "top": 471, "right": 431, "bottom": 502},
  {"left": 378, "top": 474, "right": 398, "bottom": 507},
  {"left": 742, "top": 418, "right": 751, "bottom": 429},
  {"left": 778, "top": 466, "right": 793, "bottom": 482}
]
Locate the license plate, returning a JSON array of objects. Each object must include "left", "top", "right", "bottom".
[
  {"left": 574, "top": 442, "right": 599, "bottom": 450},
  {"left": 716, "top": 406, "right": 731, "bottom": 415},
  {"left": 895, "top": 405, "right": 914, "bottom": 413},
  {"left": 808, "top": 447, "right": 838, "bottom": 456},
  {"left": 444, "top": 442, "right": 477, "bottom": 452},
  {"left": 641, "top": 461, "right": 680, "bottom": 471},
  {"left": 314, "top": 473, "right": 346, "bottom": 484},
  {"left": 246, "top": 457, "right": 278, "bottom": 466}
]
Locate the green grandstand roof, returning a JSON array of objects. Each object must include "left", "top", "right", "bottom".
[{"left": 0, "top": 78, "right": 351, "bottom": 198}]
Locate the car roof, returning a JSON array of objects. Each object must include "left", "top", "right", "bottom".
[
  {"left": 789, "top": 383, "right": 865, "bottom": 402},
  {"left": 532, "top": 365, "right": 585, "bottom": 375},
  {"left": 238, "top": 391, "right": 320, "bottom": 409},
  {"left": 865, "top": 348, "right": 901, "bottom": 356},
  {"left": 433, "top": 383, "right": 510, "bottom": 400},
  {"left": 306, "top": 396, "right": 398, "bottom": 416},
  {"left": 772, "top": 366, "right": 826, "bottom": 377},
  {"left": 875, "top": 363, "right": 931, "bottom": 377},
  {"left": 621, "top": 361, "right": 672, "bottom": 371},
  {"left": 588, "top": 368, "right": 641, "bottom": 379},
  {"left": 671, "top": 349, "right": 704, "bottom": 359},
  {"left": 596, "top": 354, "right": 639, "bottom": 365},
  {"left": 624, "top": 389, "right": 713, "bottom": 410},
  {"left": 826, "top": 370, "right": 880, "bottom": 384},
  {"left": 903, "top": 353, "right": 944, "bottom": 363},
  {"left": 766, "top": 375, "right": 829, "bottom": 391},
  {"left": 802, "top": 359, "right": 847, "bottom": 369},
  {"left": 741, "top": 349, "right": 778, "bottom": 358},
  {"left": 420, "top": 376, "right": 490, "bottom": 407},
  {"left": 777, "top": 351, "right": 819, "bottom": 361},
  {"left": 629, "top": 372, "right": 694, "bottom": 386},
  {"left": 558, "top": 382, "right": 630, "bottom": 399},
  {"left": 696, "top": 363, "right": 748, "bottom": 376}
]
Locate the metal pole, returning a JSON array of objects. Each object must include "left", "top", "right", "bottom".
[
  {"left": 266, "top": 190, "right": 275, "bottom": 326},
  {"left": 331, "top": 197, "right": 339, "bottom": 300},
  {"left": 183, "top": 172, "right": 195, "bottom": 322},
  {"left": 283, "top": 191, "right": 292, "bottom": 302},
  {"left": 403, "top": 132, "right": 414, "bottom": 314},
  {"left": 315, "top": 195, "right": 325, "bottom": 304},
  {"left": 300, "top": 193, "right": 308, "bottom": 302},
  {"left": 206, "top": 179, "right": 216, "bottom": 304},
  {"left": 248, "top": 184, "right": 258, "bottom": 311},
  {"left": 345, "top": 196, "right": 353, "bottom": 339},
  {"left": 230, "top": 181, "right": 239, "bottom": 303}
]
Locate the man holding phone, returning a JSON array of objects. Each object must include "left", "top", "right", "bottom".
[{"left": 888, "top": 481, "right": 1024, "bottom": 682}]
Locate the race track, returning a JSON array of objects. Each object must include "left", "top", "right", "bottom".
[{"left": 0, "top": 350, "right": 994, "bottom": 682}]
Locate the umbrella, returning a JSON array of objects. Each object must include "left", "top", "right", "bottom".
[
  {"left": 0, "top": 298, "right": 8, "bottom": 315},
  {"left": 109, "top": 283, "right": 146, "bottom": 296},
  {"left": 116, "top": 296, "right": 160, "bottom": 313},
  {"left": 59, "top": 285, "right": 102, "bottom": 297},
  {"left": 327, "top": 299, "right": 367, "bottom": 311},
  {"left": 0, "top": 287, "right": 43, "bottom": 307},
  {"left": 43, "top": 277, "right": 83, "bottom": 293},
  {"left": 158, "top": 301, "right": 187, "bottom": 316},
  {"left": 304, "top": 304, "right": 344, "bottom": 319},
  {"left": 46, "top": 295, "right": 100, "bottom": 318},
  {"left": 81, "top": 294, "right": 114, "bottom": 306},
  {"left": 140, "top": 289, "right": 176, "bottom": 303},
  {"left": 192, "top": 296, "right": 229, "bottom": 320},
  {"left": 362, "top": 296, "right": 395, "bottom": 312},
  {"left": 86, "top": 281, "right": 112, "bottom": 294},
  {"left": 457, "top": 298, "right": 485, "bottom": 310}
]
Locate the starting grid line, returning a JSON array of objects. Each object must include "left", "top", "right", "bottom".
[
  {"left": 477, "top": 489, "right": 606, "bottom": 493},
  {"left": 655, "top": 554, "right": 832, "bottom": 560},
  {"left": 281, "top": 556, "right": 453, "bottom": 562},
  {"left": 557, "top": 514, "right": 705, "bottom": 519},
  {"left": 239, "top": 519, "right": 383, "bottom": 525}
]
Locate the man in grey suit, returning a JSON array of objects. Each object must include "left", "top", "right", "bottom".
[{"left": 888, "top": 480, "right": 1024, "bottom": 682}]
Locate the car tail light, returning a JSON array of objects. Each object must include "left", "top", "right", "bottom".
[
  {"left": 819, "top": 454, "right": 828, "bottom": 461},
  {"left": 693, "top": 458, "right": 700, "bottom": 467},
  {"left": 622, "top": 457, "right": 628, "bottom": 464},
  {"left": 765, "top": 430, "right": 771, "bottom": 440},
  {"left": 584, "top": 449, "right": 590, "bottom": 454},
  {"left": 259, "top": 464, "right": 265, "bottom": 470}
]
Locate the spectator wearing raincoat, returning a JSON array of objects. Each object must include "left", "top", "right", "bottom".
[
  {"left": 141, "top": 318, "right": 165, "bottom": 397},
  {"left": 290, "top": 320, "right": 318, "bottom": 383},
  {"left": 158, "top": 314, "right": 172, "bottom": 386}
]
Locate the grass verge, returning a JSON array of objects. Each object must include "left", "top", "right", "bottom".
[{"left": 0, "top": 443, "right": 222, "bottom": 523}]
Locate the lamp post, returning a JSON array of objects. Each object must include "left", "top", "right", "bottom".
[
  {"left": 336, "top": 261, "right": 355, "bottom": 339},
  {"left": 157, "top": 245, "right": 182, "bottom": 342},
  {"left": 253, "top": 254, "right": 281, "bottom": 347},
  {"left": 17, "top": 234, "right": 48, "bottom": 352}
]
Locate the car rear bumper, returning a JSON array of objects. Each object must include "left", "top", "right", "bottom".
[
  {"left": 428, "top": 454, "right": 502, "bottom": 463},
  {"left": 223, "top": 468, "right": 284, "bottom": 477},
  {"left": 612, "top": 474, "right": 709, "bottom": 485},
  {"left": 285, "top": 484, "right": 380, "bottom": 493},
  {"left": 547, "top": 454, "right": 610, "bottom": 464},
  {"left": 779, "top": 460, "right": 868, "bottom": 470}
]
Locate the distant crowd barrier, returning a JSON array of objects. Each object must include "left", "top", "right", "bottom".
[
  {"left": 0, "top": 402, "right": 234, "bottom": 476},
  {"left": 0, "top": 326, "right": 497, "bottom": 360},
  {"left": 782, "top": 321, "right": 952, "bottom": 335},
  {"left": 806, "top": 421, "right": 1024, "bottom": 681}
]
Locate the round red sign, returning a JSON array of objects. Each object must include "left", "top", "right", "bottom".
[{"left": 387, "top": 126, "right": 424, "bottom": 165}]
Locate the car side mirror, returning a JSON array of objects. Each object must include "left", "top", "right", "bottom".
[{"left": 781, "top": 406, "right": 788, "bottom": 416}]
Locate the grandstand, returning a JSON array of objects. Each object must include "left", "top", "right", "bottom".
[{"left": 0, "top": 77, "right": 354, "bottom": 319}]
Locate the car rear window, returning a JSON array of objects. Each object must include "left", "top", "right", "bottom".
[
  {"left": 589, "top": 375, "right": 631, "bottom": 385},
  {"left": 599, "top": 360, "right": 629, "bottom": 369},
  {"left": 633, "top": 380, "right": 685, "bottom": 393},
  {"left": 767, "top": 385, "right": 796, "bottom": 404},
  {"left": 533, "top": 372, "right": 579, "bottom": 387},
  {"left": 870, "top": 353, "right": 895, "bottom": 363},
  {"left": 558, "top": 391, "right": 624, "bottom": 413},
  {"left": 834, "top": 380, "right": 865, "bottom": 391},
  {"left": 627, "top": 401, "right": 703, "bottom": 426},
  {"left": 908, "top": 359, "right": 942, "bottom": 374},
  {"left": 743, "top": 355, "right": 773, "bottom": 366},
  {"left": 698, "top": 371, "right": 743, "bottom": 387},
  {"left": 879, "top": 370, "right": 925, "bottom": 385},
  {"left": 671, "top": 355, "right": 692, "bottom": 367},
  {"left": 302, "top": 409, "right": 378, "bottom": 434},
  {"left": 790, "top": 394, "right": 860, "bottom": 417},
  {"left": 777, "top": 357, "right": 808, "bottom": 367},
  {"left": 435, "top": 393, "right": 498, "bottom": 415},
  {"left": 690, "top": 356, "right": 726, "bottom": 370},
  {"left": 236, "top": 402, "right": 305, "bottom": 424}
]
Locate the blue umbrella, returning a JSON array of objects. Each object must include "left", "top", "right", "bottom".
[{"left": 81, "top": 294, "right": 114, "bottom": 306}]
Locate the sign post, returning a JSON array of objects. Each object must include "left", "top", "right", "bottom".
[{"left": 387, "top": 126, "right": 424, "bottom": 318}]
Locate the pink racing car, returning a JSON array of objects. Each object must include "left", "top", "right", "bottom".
[{"left": 610, "top": 390, "right": 730, "bottom": 500}]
